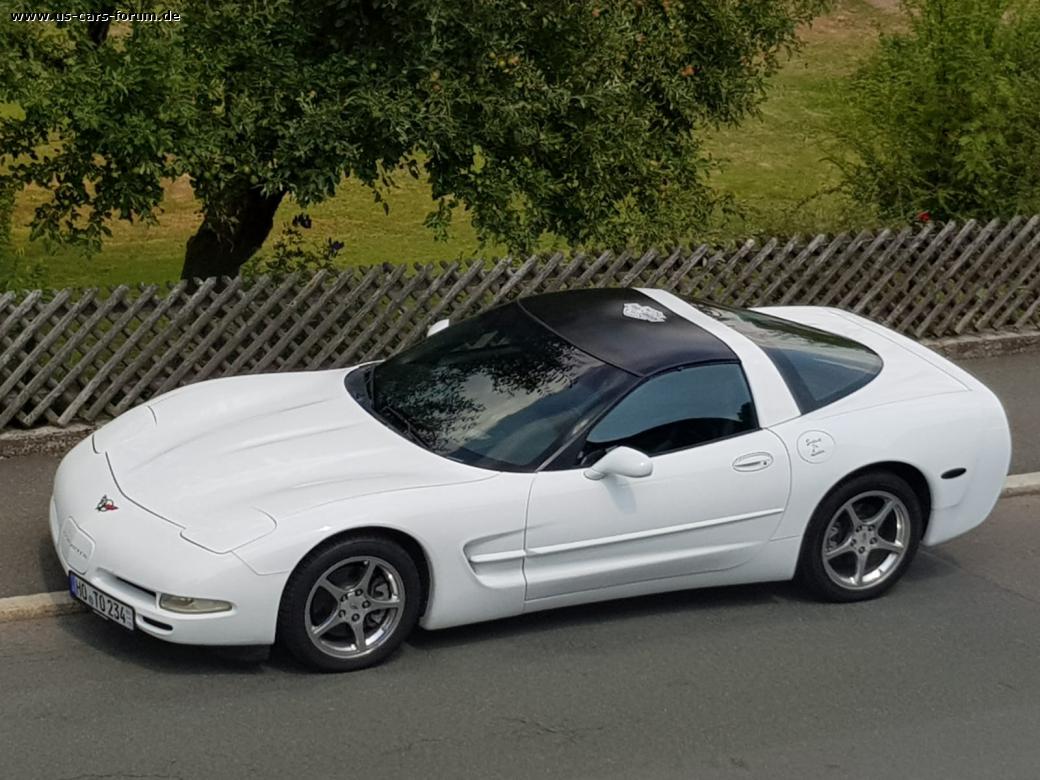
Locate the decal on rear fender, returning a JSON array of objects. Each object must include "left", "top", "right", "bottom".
[{"left": 797, "top": 431, "right": 835, "bottom": 463}]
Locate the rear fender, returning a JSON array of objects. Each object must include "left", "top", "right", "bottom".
[{"left": 771, "top": 394, "right": 1001, "bottom": 543}]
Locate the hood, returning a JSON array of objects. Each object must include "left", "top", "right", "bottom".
[{"left": 94, "top": 369, "right": 492, "bottom": 552}]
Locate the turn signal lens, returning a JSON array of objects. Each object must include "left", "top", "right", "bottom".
[{"left": 159, "top": 594, "right": 232, "bottom": 614}]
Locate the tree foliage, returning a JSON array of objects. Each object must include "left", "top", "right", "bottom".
[
  {"left": 1, "top": 0, "right": 828, "bottom": 280},
  {"left": 833, "top": 0, "right": 1040, "bottom": 223}
]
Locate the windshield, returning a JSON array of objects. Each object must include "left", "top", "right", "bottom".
[{"left": 354, "top": 303, "right": 635, "bottom": 471}]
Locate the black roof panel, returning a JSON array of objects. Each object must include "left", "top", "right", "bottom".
[{"left": 518, "top": 288, "right": 736, "bottom": 376}]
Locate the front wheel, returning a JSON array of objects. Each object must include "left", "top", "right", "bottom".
[
  {"left": 277, "top": 536, "right": 423, "bottom": 672},
  {"left": 799, "top": 472, "right": 923, "bottom": 602}
]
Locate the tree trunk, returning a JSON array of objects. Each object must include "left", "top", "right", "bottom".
[
  {"left": 86, "top": 18, "right": 113, "bottom": 47},
  {"left": 181, "top": 187, "right": 285, "bottom": 280}
]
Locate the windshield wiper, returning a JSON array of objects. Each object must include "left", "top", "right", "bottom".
[
  {"left": 377, "top": 402, "right": 432, "bottom": 449},
  {"left": 364, "top": 364, "right": 376, "bottom": 403}
]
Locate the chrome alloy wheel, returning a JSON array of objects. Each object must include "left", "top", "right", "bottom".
[
  {"left": 821, "top": 490, "right": 911, "bottom": 591},
  {"left": 305, "top": 556, "right": 405, "bottom": 659}
]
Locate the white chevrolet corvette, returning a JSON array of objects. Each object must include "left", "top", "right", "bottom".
[{"left": 51, "top": 288, "right": 1010, "bottom": 671}]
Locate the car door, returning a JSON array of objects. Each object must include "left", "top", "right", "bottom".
[{"left": 522, "top": 362, "right": 791, "bottom": 601}]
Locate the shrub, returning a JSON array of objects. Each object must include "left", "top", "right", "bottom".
[{"left": 833, "top": 0, "right": 1040, "bottom": 223}]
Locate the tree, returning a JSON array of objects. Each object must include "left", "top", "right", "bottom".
[
  {"left": 1, "top": 0, "right": 829, "bottom": 280},
  {"left": 833, "top": 0, "right": 1040, "bottom": 223}
]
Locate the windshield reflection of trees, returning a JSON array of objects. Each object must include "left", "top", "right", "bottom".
[
  {"left": 374, "top": 311, "right": 621, "bottom": 465},
  {"left": 701, "top": 303, "right": 879, "bottom": 364}
]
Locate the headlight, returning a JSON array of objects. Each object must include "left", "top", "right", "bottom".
[{"left": 159, "top": 594, "right": 232, "bottom": 614}]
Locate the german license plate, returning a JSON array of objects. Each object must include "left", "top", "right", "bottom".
[{"left": 69, "top": 573, "right": 135, "bottom": 631}]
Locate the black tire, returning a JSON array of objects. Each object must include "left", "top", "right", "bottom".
[
  {"left": 798, "top": 470, "right": 923, "bottom": 603},
  {"left": 277, "top": 535, "right": 423, "bottom": 672}
]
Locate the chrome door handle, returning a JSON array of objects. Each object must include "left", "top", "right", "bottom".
[{"left": 732, "top": 452, "right": 774, "bottom": 472}]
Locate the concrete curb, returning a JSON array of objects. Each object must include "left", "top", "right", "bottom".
[
  {"left": 0, "top": 424, "right": 95, "bottom": 459},
  {"left": 0, "top": 591, "right": 83, "bottom": 623},
  {"left": 1001, "top": 472, "right": 1040, "bottom": 498},
  {"left": 2, "top": 471, "right": 1039, "bottom": 626},
  {"left": 925, "top": 329, "right": 1040, "bottom": 360}
]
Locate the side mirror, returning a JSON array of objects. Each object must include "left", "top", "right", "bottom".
[
  {"left": 583, "top": 446, "right": 653, "bottom": 481},
  {"left": 426, "top": 318, "right": 450, "bottom": 338}
]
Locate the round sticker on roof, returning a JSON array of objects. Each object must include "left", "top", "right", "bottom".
[{"left": 622, "top": 302, "right": 667, "bottom": 323}]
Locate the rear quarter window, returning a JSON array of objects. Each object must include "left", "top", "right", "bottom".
[{"left": 698, "top": 304, "right": 883, "bottom": 414}]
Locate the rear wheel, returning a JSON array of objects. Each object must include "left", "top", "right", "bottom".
[
  {"left": 799, "top": 471, "right": 923, "bottom": 602},
  {"left": 278, "top": 536, "right": 423, "bottom": 672}
]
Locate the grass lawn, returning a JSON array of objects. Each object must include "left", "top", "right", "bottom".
[
  {"left": 12, "top": 170, "right": 499, "bottom": 288},
  {"left": 6, "top": 0, "right": 900, "bottom": 290},
  {"left": 704, "top": 0, "right": 899, "bottom": 238}
]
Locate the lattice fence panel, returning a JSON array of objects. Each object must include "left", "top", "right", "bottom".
[{"left": 3, "top": 217, "right": 1040, "bottom": 430}]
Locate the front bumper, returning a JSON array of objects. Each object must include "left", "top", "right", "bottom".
[{"left": 51, "top": 437, "right": 286, "bottom": 646}]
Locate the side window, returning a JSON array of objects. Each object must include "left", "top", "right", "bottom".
[{"left": 581, "top": 363, "right": 757, "bottom": 461}]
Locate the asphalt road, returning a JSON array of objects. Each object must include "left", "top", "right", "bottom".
[
  {"left": 957, "top": 350, "right": 1040, "bottom": 475},
  {"left": 0, "top": 352, "right": 1036, "bottom": 601},
  {"left": 1, "top": 493, "right": 1039, "bottom": 779},
  {"left": 1, "top": 453, "right": 66, "bottom": 598}
]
